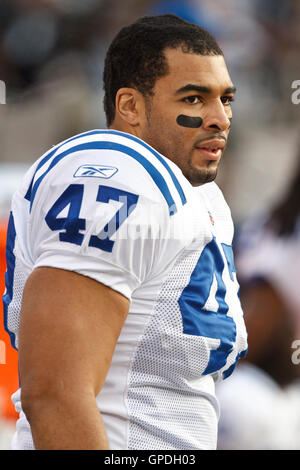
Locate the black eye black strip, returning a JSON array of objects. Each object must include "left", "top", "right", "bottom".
[{"left": 176, "top": 115, "right": 203, "bottom": 128}]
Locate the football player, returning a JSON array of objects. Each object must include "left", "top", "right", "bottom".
[{"left": 3, "top": 14, "right": 247, "bottom": 450}]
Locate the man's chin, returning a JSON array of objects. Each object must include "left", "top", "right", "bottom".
[{"left": 186, "top": 166, "right": 218, "bottom": 187}]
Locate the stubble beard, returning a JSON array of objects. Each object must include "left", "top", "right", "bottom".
[
  {"left": 143, "top": 126, "right": 219, "bottom": 186},
  {"left": 188, "top": 168, "right": 218, "bottom": 186},
  {"left": 180, "top": 146, "right": 219, "bottom": 186}
]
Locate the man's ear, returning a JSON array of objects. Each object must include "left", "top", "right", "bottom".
[{"left": 115, "top": 88, "right": 144, "bottom": 126}]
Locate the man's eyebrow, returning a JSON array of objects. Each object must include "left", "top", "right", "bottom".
[
  {"left": 175, "top": 84, "right": 237, "bottom": 95},
  {"left": 224, "top": 86, "right": 236, "bottom": 94},
  {"left": 175, "top": 84, "right": 211, "bottom": 95}
]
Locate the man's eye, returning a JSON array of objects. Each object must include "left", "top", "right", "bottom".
[
  {"left": 221, "top": 96, "right": 235, "bottom": 105},
  {"left": 183, "top": 96, "right": 201, "bottom": 105}
]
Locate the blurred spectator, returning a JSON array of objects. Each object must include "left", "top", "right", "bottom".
[
  {"left": 236, "top": 147, "right": 300, "bottom": 386},
  {"left": 216, "top": 363, "right": 300, "bottom": 450}
]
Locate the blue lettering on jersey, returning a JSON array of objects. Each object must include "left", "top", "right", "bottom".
[
  {"left": 45, "top": 183, "right": 139, "bottom": 253},
  {"left": 45, "top": 184, "right": 86, "bottom": 246},
  {"left": 178, "top": 237, "right": 246, "bottom": 378},
  {"left": 88, "top": 185, "right": 139, "bottom": 252},
  {"left": 74, "top": 165, "right": 118, "bottom": 179}
]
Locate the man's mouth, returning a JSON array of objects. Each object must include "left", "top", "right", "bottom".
[{"left": 195, "top": 139, "right": 226, "bottom": 160}]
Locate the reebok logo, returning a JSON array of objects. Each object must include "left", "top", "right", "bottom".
[{"left": 74, "top": 165, "right": 118, "bottom": 179}]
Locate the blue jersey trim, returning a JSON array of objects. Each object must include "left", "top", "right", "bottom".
[
  {"left": 29, "top": 141, "right": 178, "bottom": 215},
  {"left": 100, "top": 130, "right": 187, "bottom": 207},
  {"left": 25, "top": 130, "right": 186, "bottom": 209},
  {"left": 2, "top": 212, "right": 18, "bottom": 350}
]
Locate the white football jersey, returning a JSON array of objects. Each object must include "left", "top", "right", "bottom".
[{"left": 3, "top": 129, "right": 248, "bottom": 450}]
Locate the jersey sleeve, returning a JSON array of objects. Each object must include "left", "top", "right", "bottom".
[{"left": 27, "top": 146, "right": 172, "bottom": 300}]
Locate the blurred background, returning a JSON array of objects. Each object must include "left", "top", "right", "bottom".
[{"left": 0, "top": 0, "right": 300, "bottom": 450}]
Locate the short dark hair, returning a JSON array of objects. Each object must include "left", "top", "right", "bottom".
[{"left": 103, "top": 14, "right": 223, "bottom": 126}]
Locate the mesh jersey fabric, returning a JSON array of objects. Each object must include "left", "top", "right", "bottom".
[{"left": 3, "top": 129, "right": 248, "bottom": 450}]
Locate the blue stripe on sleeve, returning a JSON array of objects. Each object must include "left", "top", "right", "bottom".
[
  {"left": 103, "top": 130, "right": 187, "bottom": 207},
  {"left": 25, "top": 130, "right": 186, "bottom": 209},
  {"left": 29, "top": 141, "right": 178, "bottom": 215}
]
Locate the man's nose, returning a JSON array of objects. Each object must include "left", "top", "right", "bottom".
[{"left": 201, "top": 100, "right": 231, "bottom": 132}]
